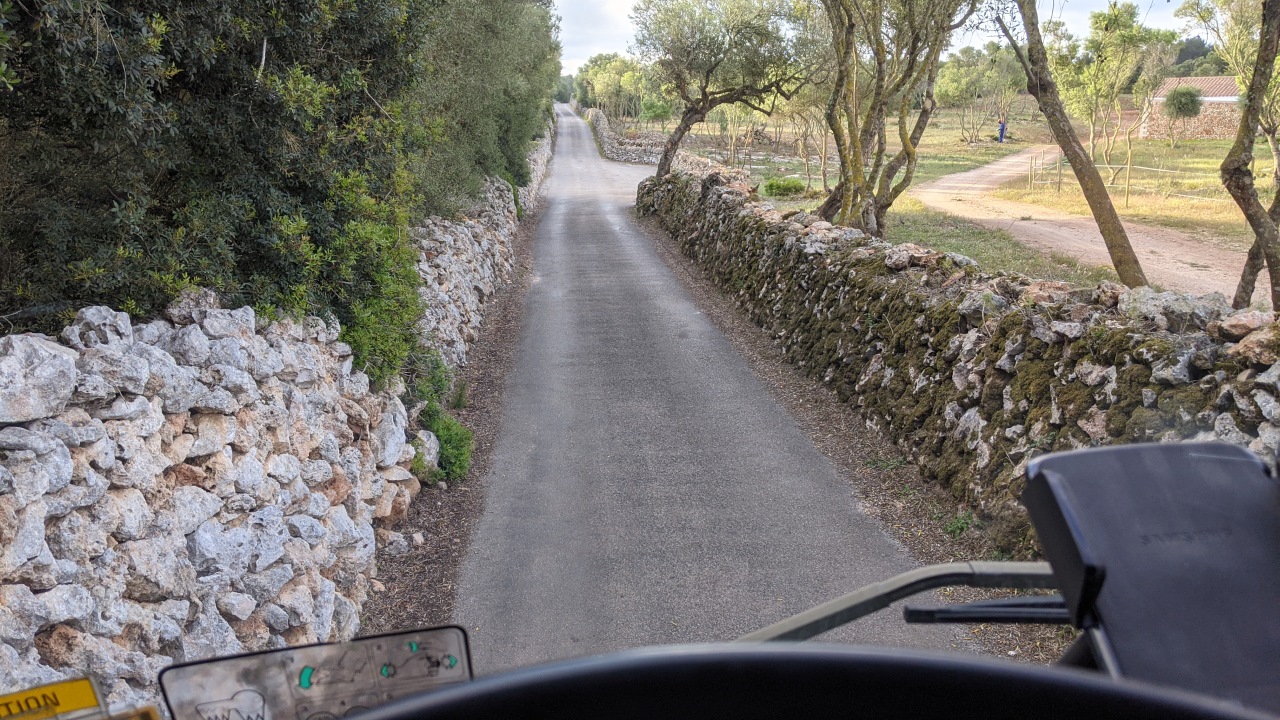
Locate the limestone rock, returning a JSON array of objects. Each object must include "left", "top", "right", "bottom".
[
  {"left": 416, "top": 430, "right": 441, "bottom": 470},
  {"left": 62, "top": 307, "right": 133, "bottom": 350},
  {"left": 1229, "top": 325, "right": 1280, "bottom": 366},
  {"left": 1119, "top": 287, "right": 1230, "bottom": 332},
  {"left": 176, "top": 601, "right": 243, "bottom": 663},
  {"left": 1214, "top": 310, "right": 1274, "bottom": 342},
  {"left": 884, "top": 245, "right": 913, "bottom": 270},
  {"left": 374, "top": 399, "right": 408, "bottom": 469},
  {"left": 77, "top": 347, "right": 150, "bottom": 396},
  {"left": 120, "top": 537, "right": 195, "bottom": 602},
  {"left": 168, "top": 324, "right": 211, "bottom": 366},
  {"left": 1213, "top": 413, "right": 1251, "bottom": 446},
  {"left": 92, "top": 396, "right": 152, "bottom": 422},
  {"left": 170, "top": 486, "right": 223, "bottom": 535},
  {"left": 190, "top": 414, "right": 237, "bottom": 457},
  {"left": 199, "top": 304, "right": 254, "bottom": 338},
  {"left": 0, "top": 428, "right": 74, "bottom": 506},
  {"left": 165, "top": 288, "right": 221, "bottom": 325},
  {"left": 216, "top": 592, "right": 258, "bottom": 622},
  {"left": 957, "top": 291, "right": 1009, "bottom": 327},
  {"left": 1021, "top": 281, "right": 1074, "bottom": 305},
  {"left": 0, "top": 336, "right": 79, "bottom": 423},
  {"left": 376, "top": 529, "right": 410, "bottom": 556},
  {"left": 108, "top": 488, "right": 154, "bottom": 541}
]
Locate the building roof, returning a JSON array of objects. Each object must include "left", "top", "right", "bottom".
[{"left": 1154, "top": 75, "right": 1240, "bottom": 99}]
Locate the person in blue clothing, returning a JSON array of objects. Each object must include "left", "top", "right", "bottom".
[{"left": 998, "top": 116, "right": 1007, "bottom": 143}]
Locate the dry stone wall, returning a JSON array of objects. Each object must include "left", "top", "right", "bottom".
[
  {"left": 413, "top": 125, "right": 553, "bottom": 368},
  {"left": 638, "top": 170, "right": 1280, "bottom": 551},
  {"left": 0, "top": 123, "right": 553, "bottom": 705},
  {"left": 0, "top": 297, "right": 420, "bottom": 707},
  {"left": 583, "top": 108, "right": 664, "bottom": 165},
  {"left": 1140, "top": 101, "right": 1239, "bottom": 141}
]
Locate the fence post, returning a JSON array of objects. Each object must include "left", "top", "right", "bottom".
[
  {"left": 1028, "top": 157, "right": 1034, "bottom": 190},
  {"left": 1057, "top": 157, "right": 1063, "bottom": 193},
  {"left": 1125, "top": 158, "right": 1132, "bottom": 209}
]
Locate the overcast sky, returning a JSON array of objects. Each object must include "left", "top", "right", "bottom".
[{"left": 556, "top": 0, "right": 1194, "bottom": 76}]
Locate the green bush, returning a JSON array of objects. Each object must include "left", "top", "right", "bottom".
[
  {"left": 0, "top": 0, "right": 560, "bottom": 385},
  {"left": 1164, "top": 85, "right": 1204, "bottom": 119},
  {"left": 403, "top": 347, "right": 472, "bottom": 483},
  {"left": 417, "top": 401, "right": 473, "bottom": 482},
  {"left": 764, "top": 177, "right": 806, "bottom": 197}
]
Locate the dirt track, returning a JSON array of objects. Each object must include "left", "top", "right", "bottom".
[{"left": 913, "top": 145, "right": 1269, "bottom": 300}]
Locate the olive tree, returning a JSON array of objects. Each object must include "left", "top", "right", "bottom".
[
  {"left": 631, "top": 0, "right": 812, "bottom": 177},
  {"left": 815, "top": 0, "right": 977, "bottom": 234},
  {"left": 1055, "top": 4, "right": 1168, "bottom": 170},
  {"left": 1219, "top": 0, "right": 1280, "bottom": 309},
  {"left": 993, "top": 0, "right": 1149, "bottom": 287},
  {"left": 936, "top": 43, "right": 1024, "bottom": 144},
  {"left": 1122, "top": 42, "right": 1179, "bottom": 183},
  {"left": 1179, "top": 0, "right": 1280, "bottom": 305}
]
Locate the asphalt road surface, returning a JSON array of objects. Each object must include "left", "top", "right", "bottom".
[{"left": 453, "top": 104, "right": 966, "bottom": 674}]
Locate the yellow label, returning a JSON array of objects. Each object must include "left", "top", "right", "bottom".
[
  {"left": 108, "top": 707, "right": 160, "bottom": 720},
  {"left": 0, "top": 679, "right": 101, "bottom": 720}
]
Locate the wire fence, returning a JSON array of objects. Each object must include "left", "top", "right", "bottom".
[{"left": 1026, "top": 152, "right": 1250, "bottom": 206}]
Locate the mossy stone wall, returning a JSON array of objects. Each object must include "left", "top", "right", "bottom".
[{"left": 638, "top": 171, "right": 1280, "bottom": 554}]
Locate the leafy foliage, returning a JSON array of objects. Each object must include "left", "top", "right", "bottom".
[
  {"left": 763, "top": 176, "right": 805, "bottom": 196},
  {"left": 631, "top": 0, "right": 814, "bottom": 175},
  {"left": 1045, "top": 3, "right": 1178, "bottom": 167},
  {"left": 1171, "top": 36, "right": 1229, "bottom": 76},
  {"left": 1165, "top": 85, "right": 1205, "bottom": 118},
  {"left": 425, "top": 403, "right": 473, "bottom": 482},
  {"left": 936, "top": 43, "right": 1024, "bottom": 143},
  {"left": 0, "top": 0, "right": 559, "bottom": 386},
  {"left": 555, "top": 74, "right": 574, "bottom": 102}
]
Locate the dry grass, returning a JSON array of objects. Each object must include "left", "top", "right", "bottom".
[
  {"left": 993, "top": 138, "right": 1270, "bottom": 250},
  {"left": 675, "top": 107, "right": 1053, "bottom": 195},
  {"left": 667, "top": 108, "right": 1113, "bottom": 285},
  {"left": 885, "top": 197, "right": 1118, "bottom": 286}
]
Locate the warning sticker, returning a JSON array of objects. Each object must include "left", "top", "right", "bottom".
[{"left": 0, "top": 678, "right": 103, "bottom": 720}]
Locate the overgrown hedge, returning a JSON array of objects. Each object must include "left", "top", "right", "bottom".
[{"left": 0, "top": 0, "right": 559, "bottom": 386}]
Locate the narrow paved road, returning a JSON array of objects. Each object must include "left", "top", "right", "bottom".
[
  {"left": 915, "top": 146, "right": 1268, "bottom": 299},
  {"left": 453, "top": 104, "right": 965, "bottom": 674}
]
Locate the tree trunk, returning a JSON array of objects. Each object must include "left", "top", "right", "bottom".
[
  {"left": 656, "top": 108, "right": 704, "bottom": 177},
  {"left": 817, "top": 182, "right": 843, "bottom": 221},
  {"left": 1231, "top": 128, "right": 1280, "bottom": 308},
  {"left": 999, "top": 3, "right": 1148, "bottom": 288},
  {"left": 1233, "top": 242, "right": 1266, "bottom": 309},
  {"left": 820, "top": 127, "right": 830, "bottom": 192},
  {"left": 1224, "top": 0, "right": 1280, "bottom": 310}
]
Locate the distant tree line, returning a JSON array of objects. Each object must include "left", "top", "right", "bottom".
[{"left": 0, "top": 0, "right": 560, "bottom": 385}]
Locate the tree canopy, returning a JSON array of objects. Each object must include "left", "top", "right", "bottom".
[
  {"left": 936, "top": 43, "right": 1024, "bottom": 143},
  {"left": 816, "top": 0, "right": 976, "bottom": 233},
  {"left": 631, "top": 0, "right": 814, "bottom": 176}
]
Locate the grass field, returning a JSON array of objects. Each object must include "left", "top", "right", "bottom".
[
  {"left": 993, "top": 138, "right": 1267, "bottom": 250},
  {"left": 673, "top": 106, "right": 1052, "bottom": 193},
  {"left": 884, "top": 198, "right": 1118, "bottom": 286},
  {"left": 659, "top": 108, "right": 1115, "bottom": 284}
]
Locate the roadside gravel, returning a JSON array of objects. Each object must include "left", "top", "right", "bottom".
[{"left": 359, "top": 197, "right": 543, "bottom": 637}]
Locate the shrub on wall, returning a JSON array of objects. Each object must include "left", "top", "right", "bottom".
[
  {"left": 1163, "top": 86, "right": 1203, "bottom": 148},
  {"left": 0, "top": 0, "right": 559, "bottom": 385}
]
